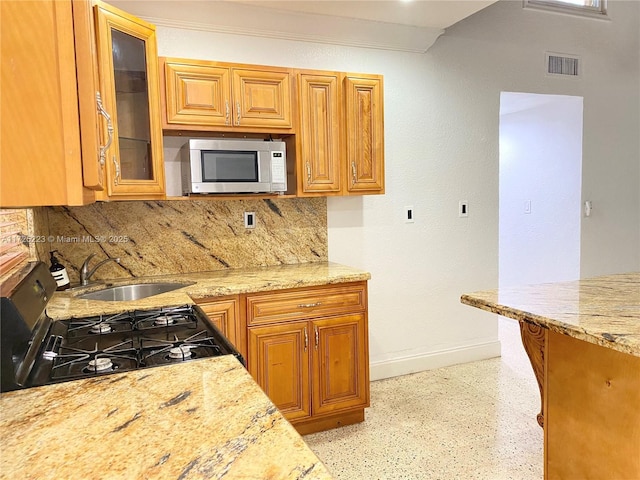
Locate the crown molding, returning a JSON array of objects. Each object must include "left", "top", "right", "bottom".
[{"left": 109, "top": 1, "right": 443, "bottom": 53}]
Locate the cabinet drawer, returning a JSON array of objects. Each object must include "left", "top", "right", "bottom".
[{"left": 246, "top": 282, "right": 366, "bottom": 326}]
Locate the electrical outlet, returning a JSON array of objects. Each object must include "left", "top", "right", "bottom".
[
  {"left": 405, "top": 206, "right": 415, "bottom": 223},
  {"left": 244, "top": 212, "right": 256, "bottom": 229},
  {"left": 459, "top": 201, "right": 469, "bottom": 218}
]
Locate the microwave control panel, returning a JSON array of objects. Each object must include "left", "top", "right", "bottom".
[{"left": 270, "top": 151, "right": 286, "bottom": 188}]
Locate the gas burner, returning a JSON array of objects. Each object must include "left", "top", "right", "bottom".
[
  {"left": 133, "top": 306, "right": 198, "bottom": 331},
  {"left": 84, "top": 357, "right": 114, "bottom": 373},
  {"left": 65, "top": 311, "right": 134, "bottom": 337},
  {"left": 140, "top": 330, "right": 225, "bottom": 367},
  {"left": 154, "top": 315, "right": 177, "bottom": 326},
  {"left": 90, "top": 323, "right": 112, "bottom": 334},
  {"left": 168, "top": 345, "right": 193, "bottom": 359},
  {"left": 50, "top": 340, "right": 138, "bottom": 382}
]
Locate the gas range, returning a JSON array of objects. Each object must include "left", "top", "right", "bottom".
[{"left": 0, "top": 263, "right": 244, "bottom": 392}]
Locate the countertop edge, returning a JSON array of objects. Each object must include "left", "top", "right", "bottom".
[
  {"left": 47, "top": 262, "right": 371, "bottom": 320},
  {"left": 460, "top": 293, "right": 640, "bottom": 358}
]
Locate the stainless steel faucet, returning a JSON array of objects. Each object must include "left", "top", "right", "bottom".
[{"left": 80, "top": 253, "right": 121, "bottom": 286}]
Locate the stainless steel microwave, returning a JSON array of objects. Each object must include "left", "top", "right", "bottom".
[{"left": 180, "top": 139, "right": 287, "bottom": 194}]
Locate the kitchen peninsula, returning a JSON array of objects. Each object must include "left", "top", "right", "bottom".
[
  {"left": 461, "top": 272, "right": 640, "bottom": 479},
  {"left": 0, "top": 261, "right": 370, "bottom": 478},
  {"left": 0, "top": 356, "right": 332, "bottom": 479}
]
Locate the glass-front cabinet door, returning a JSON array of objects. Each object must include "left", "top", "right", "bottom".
[{"left": 93, "top": 1, "right": 164, "bottom": 199}]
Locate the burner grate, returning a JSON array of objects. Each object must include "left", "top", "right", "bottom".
[
  {"left": 140, "top": 330, "right": 223, "bottom": 366},
  {"left": 133, "top": 305, "right": 199, "bottom": 331},
  {"left": 28, "top": 304, "right": 243, "bottom": 387},
  {"left": 50, "top": 340, "right": 140, "bottom": 381}
]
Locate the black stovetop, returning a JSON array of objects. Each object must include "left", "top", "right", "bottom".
[
  {"left": 32, "top": 305, "right": 243, "bottom": 386},
  {"left": 0, "top": 263, "right": 243, "bottom": 392}
]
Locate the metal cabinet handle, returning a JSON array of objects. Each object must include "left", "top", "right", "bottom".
[
  {"left": 297, "top": 302, "right": 321, "bottom": 309},
  {"left": 304, "top": 327, "right": 308, "bottom": 351},
  {"left": 314, "top": 326, "right": 319, "bottom": 349},
  {"left": 351, "top": 161, "right": 357, "bottom": 183},
  {"left": 236, "top": 101, "right": 241, "bottom": 125},
  {"left": 96, "top": 91, "right": 113, "bottom": 168},
  {"left": 112, "top": 155, "right": 121, "bottom": 186},
  {"left": 225, "top": 100, "right": 230, "bottom": 126},
  {"left": 306, "top": 162, "right": 312, "bottom": 183}
]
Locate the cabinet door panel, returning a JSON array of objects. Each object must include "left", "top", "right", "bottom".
[
  {"left": 232, "top": 69, "right": 292, "bottom": 128},
  {"left": 248, "top": 322, "right": 311, "bottom": 421},
  {"left": 94, "top": 1, "right": 165, "bottom": 198},
  {"left": 0, "top": 0, "right": 92, "bottom": 206},
  {"left": 197, "top": 297, "right": 239, "bottom": 350},
  {"left": 312, "top": 314, "right": 369, "bottom": 415},
  {"left": 72, "top": 0, "right": 104, "bottom": 191},
  {"left": 164, "top": 61, "right": 231, "bottom": 127},
  {"left": 344, "top": 75, "right": 384, "bottom": 194},
  {"left": 298, "top": 73, "right": 341, "bottom": 194}
]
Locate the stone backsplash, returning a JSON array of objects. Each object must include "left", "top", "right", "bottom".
[
  {"left": 0, "top": 208, "right": 37, "bottom": 284},
  {"left": 33, "top": 198, "right": 327, "bottom": 284}
]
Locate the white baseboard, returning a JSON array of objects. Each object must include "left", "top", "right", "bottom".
[{"left": 369, "top": 341, "right": 502, "bottom": 381}]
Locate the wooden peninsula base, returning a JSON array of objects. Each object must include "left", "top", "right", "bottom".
[
  {"left": 461, "top": 272, "right": 640, "bottom": 480},
  {"left": 521, "top": 322, "right": 640, "bottom": 477}
]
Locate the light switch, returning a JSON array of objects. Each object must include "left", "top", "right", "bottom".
[{"left": 405, "top": 206, "right": 415, "bottom": 223}]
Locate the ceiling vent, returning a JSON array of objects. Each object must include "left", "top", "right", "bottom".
[{"left": 546, "top": 52, "right": 581, "bottom": 77}]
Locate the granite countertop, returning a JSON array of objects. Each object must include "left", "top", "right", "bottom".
[
  {"left": 0, "top": 261, "right": 367, "bottom": 478},
  {"left": 0, "top": 356, "right": 332, "bottom": 480},
  {"left": 47, "top": 262, "right": 371, "bottom": 319},
  {"left": 461, "top": 272, "right": 640, "bottom": 357}
]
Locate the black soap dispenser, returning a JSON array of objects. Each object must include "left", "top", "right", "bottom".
[{"left": 49, "top": 251, "right": 70, "bottom": 291}]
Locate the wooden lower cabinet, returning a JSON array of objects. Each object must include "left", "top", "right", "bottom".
[
  {"left": 246, "top": 282, "right": 370, "bottom": 434},
  {"left": 248, "top": 321, "right": 311, "bottom": 421},
  {"left": 195, "top": 283, "right": 369, "bottom": 434},
  {"left": 195, "top": 295, "right": 246, "bottom": 360},
  {"left": 311, "top": 314, "right": 368, "bottom": 416}
]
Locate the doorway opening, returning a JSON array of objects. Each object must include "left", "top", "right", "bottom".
[{"left": 498, "top": 92, "right": 583, "bottom": 344}]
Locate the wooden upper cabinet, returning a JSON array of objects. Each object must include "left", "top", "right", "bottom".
[
  {"left": 162, "top": 59, "right": 231, "bottom": 127},
  {"left": 0, "top": 0, "right": 101, "bottom": 207},
  {"left": 295, "top": 70, "right": 384, "bottom": 197},
  {"left": 161, "top": 58, "right": 294, "bottom": 132},
  {"left": 297, "top": 72, "right": 342, "bottom": 194},
  {"left": 73, "top": 1, "right": 106, "bottom": 193},
  {"left": 344, "top": 74, "right": 385, "bottom": 195},
  {"left": 93, "top": 1, "right": 165, "bottom": 200},
  {"left": 232, "top": 69, "right": 292, "bottom": 129}
]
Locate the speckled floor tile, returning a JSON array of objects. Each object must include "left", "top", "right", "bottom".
[{"left": 304, "top": 318, "right": 543, "bottom": 479}]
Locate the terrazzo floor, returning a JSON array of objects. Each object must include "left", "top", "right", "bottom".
[{"left": 304, "top": 319, "right": 543, "bottom": 479}]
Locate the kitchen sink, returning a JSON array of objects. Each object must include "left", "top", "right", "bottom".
[{"left": 77, "top": 282, "right": 194, "bottom": 302}]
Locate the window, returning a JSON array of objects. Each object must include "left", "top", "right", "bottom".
[{"left": 524, "top": 0, "right": 608, "bottom": 18}]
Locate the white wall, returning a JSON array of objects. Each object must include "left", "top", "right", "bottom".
[
  {"left": 115, "top": 0, "right": 640, "bottom": 380},
  {"left": 499, "top": 93, "right": 583, "bottom": 288}
]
